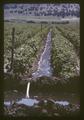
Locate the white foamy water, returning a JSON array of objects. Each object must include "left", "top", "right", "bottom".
[
  {"left": 4, "top": 101, "right": 11, "bottom": 106},
  {"left": 16, "top": 98, "right": 39, "bottom": 106},
  {"left": 55, "top": 101, "right": 69, "bottom": 106},
  {"left": 32, "top": 31, "right": 52, "bottom": 78}
]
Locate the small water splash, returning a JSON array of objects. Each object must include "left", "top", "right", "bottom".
[
  {"left": 55, "top": 101, "right": 69, "bottom": 106},
  {"left": 4, "top": 92, "right": 79, "bottom": 108},
  {"left": 4, "top": 101, "right": 11, "bottom": 106},
  {"left": 32, "top": 31, "right": 52, "bottom": 78},
  {"left": 16, "top": 98, "right": 39, "bottom": 106}
]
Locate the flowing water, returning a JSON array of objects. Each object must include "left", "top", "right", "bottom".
[
  {"left": 4, "top": 89, "right": 80, "bottom": 117},
  {"left": 26, "top": 31, "right": 53, "bottom": 98},
  {"left": 26, "top": 82, "right": 30, "bottom": 98},
  {"left": 32, "top": 30, "right": 52, "bottom": 78},
  {"left": 4, "top": 90, "right": 80, "bottom": 107},
  {"left": 4, "top": 30, "right": 80, "bottom": 116}
]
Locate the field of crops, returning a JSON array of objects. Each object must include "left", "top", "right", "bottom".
[
  {"left": 4, "top": 21, "right": 80, "bottom": 117},
  {"left": 51, "top": 23, "right": 80, "bottom": 80},
  {"left": 4, "top": 22, "right": 49, "bottom": 77},
  {"left": 55, "top": 21, "right": 80, "bottom": 57},
  {"left": 4, "top": 21, "right": 80, "bottom": 83}
]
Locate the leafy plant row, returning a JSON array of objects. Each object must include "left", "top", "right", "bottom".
[
  {"left": 51, "top": 26, "right": 80, "bottom": 80},
  {"left": 55, "top": 23, "right": 80, "bottom": 57},
  {"left": 4, "top": 22, "right": 49, "bottom": 77}
]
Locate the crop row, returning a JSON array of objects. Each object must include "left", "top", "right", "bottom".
[
  {"left": 56, "top": 21, "right": 80, "bottom": 34},
  {"left": 4, "top": 22, "right": 49, "bottom": 76},
  {"left": 55, "top": 23, "right": 80, "bottom": 57},
  {"left": 51, "top": 26, "right": 80, "bottom": 80}
]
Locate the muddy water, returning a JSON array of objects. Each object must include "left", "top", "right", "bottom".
[
  {"left": 4, "top": 89, "right": 80, "bottom": 116},
  {"left": 4, "top": 90, "right": 80, "bottom": 107}
]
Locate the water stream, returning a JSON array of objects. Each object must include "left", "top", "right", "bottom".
[
  {"left": 4, "top": 30, "right": 80, "bottom": 116},
  {"left": 4, "top": 90, "right": 80, "bottom": 107},
  {"left": 32, "top": 30, "right": 52, "bottom": 78},
  {"left": 26, "top": 30, "right": 52, "bottom": 98},
  {"left": 26, "top": 82, "right": 30, "bottom": 98}
]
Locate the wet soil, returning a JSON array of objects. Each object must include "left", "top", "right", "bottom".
[{"left": 4, "top": 90, "right": 80, "bottom": 117}]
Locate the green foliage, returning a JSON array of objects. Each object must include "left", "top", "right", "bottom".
[
  {"left": 51, "top": 26, "right": 80, "bottom": 79},
  {"left": 4, "top": 21, "right": 80, "bottom": 80},
  {"left": 4, "top": 22, "right": 49, "bottom": 76},
  {"left": 55, "top": 22, "right": 80, "bottom": 56}
]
